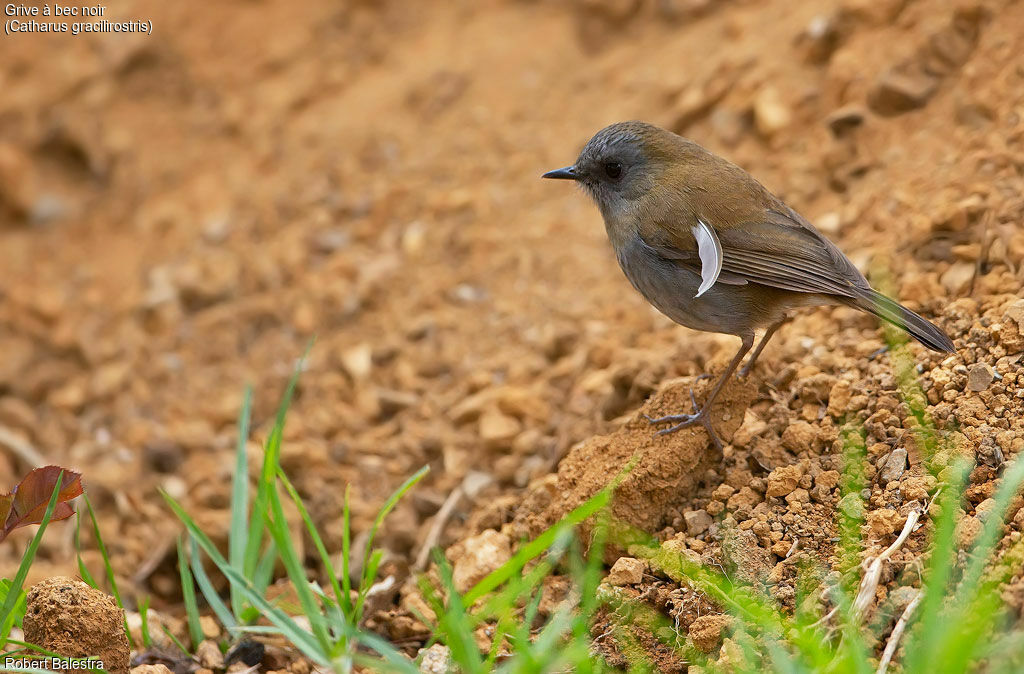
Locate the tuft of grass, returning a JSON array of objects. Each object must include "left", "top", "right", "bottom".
[{"left": 162, "top": 357, "right": 429, "bottom": 671}]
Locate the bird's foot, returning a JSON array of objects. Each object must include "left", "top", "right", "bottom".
[
  {"left": 644, "top": 409, "right": 723, "bottom": 450},
  {"left": 643, "top": 380, "right": 723, "bottom": 449}
]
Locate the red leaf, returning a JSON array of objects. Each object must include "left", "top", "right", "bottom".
[{"left": 0, "top": 466, "right": 84, "bottom": 543}]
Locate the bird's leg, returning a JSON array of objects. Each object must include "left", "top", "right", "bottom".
[
  {"left": 738, "top": 318, "right": 787, "bottom": 378},
  {"left": 645, "top": 334, "right": 754, "bottom": 449}
]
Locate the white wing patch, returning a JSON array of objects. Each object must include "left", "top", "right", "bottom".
[{"left": 692, "top": 218, "right": 723, "bottom": 298}]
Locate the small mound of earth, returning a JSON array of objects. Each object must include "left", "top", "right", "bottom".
[
  {"left": 23, "top": 576, "right": 130, "bottom": 674},
  {"left": 512, "top": 372, "right": 757, "bottom": 553}
]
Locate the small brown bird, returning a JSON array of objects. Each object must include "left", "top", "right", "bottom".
[{"left": 544, "top": 121, "right": 954, "bottom": 448}]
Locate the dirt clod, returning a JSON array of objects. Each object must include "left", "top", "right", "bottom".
[
  {"left": 688, "top": 614, "right": 735, "bottom": 653},
  {"left": 23, "top": 577, "right": 130, "bottom": 674}
]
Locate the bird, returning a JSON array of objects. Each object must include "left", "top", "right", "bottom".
[{"left": 543, "top": 121, "right": 954, "bottom": 449}]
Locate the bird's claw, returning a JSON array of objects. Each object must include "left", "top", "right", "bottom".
[{"left": 645, "top": 408, "right": 723, "bottom": 450}]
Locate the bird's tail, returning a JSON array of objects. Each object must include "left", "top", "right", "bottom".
[{"left": 845, "top": 288, "right": 955, "bottom": 353}]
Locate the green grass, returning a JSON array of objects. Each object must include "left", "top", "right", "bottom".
[
  {"left": 6, "top": 336, "right": 1020, "bottom": 674},
  {"left": 151, "top": 346, "right": 1024, "bottom": 673}
]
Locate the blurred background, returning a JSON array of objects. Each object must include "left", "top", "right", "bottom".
[{"left": 1, "top": 0, "right": 1022, "bottom": 630}]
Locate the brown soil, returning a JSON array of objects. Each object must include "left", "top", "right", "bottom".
[
  {"left": 22, "top": 576, "right": 130, "bottom": 674},
  {"left": 2, "top": 0, "right": 1024, "bottom": 667}
]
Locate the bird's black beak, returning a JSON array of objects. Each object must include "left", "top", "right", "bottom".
[{"left": 542, "top": 166, "right": 578, "bottom": 180}]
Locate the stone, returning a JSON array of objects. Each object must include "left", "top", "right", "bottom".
[
  {"left": 940, "top": 261, "right": 976, "bottom": 295},
  {"left": 825, "top": 105, "right": 866, "bottom": 137},
  {"left": 449, "top": 530, "right": 512, "bottom": 593},
  {"left": 339, "top": 343, "right": 373, "bottom": 381},
  {"left": 688, "top": 614, "right": 734, "bottom": 652},
  {"left": 418, "top": 644, "right": 452, "bottom": 673},
  {"left": 196, "top": 640, "right": 224, "bottom": 669},
  {"left": 753, "top": 86, "right": 791, "bottom": 138},
  {"left": 866, "top": 508, "right": 902, "bottom": 538},
  {"left": 781, "top": 421, "right": 815, "bottom": 452},
  {"left": 478, "top": 408, "right": 521, "bottom": 448},
  {"left": 199, "top": 615, "right": 221, "bottom": 639},
  {"left": 605, "top": 557, "right": 647, "bottom": 586},
  {"left": 131, "top": 667, "right": 173, "bottom": 674},
  {"left": 684, "top": 509, "right": 713, "bottom": 536},
  {"left": 878, "top": 448, "right": 908, "bottom": 484},
  {"left": 826, "top": 380, "right": 852, "bottom": 417},
  {"left": 869, "top": 69, "right": 938, "bottom": 116},
  {"left": 766, "top": 463, "right": 804, "bottom": 498},
  {"left": 967, "top": 362, "right": 995, "bottom": 391}
]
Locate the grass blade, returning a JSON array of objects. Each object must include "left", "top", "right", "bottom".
[{"left": 230, "top": 386, "right": 254, "bottom": 620}]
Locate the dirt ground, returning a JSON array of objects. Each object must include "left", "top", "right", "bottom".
[{"left": 2, "top": 0, "right": 1024, "bottom": 666}]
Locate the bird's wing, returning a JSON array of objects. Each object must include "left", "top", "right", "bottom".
[{"left": 641, "top": 208, "right": 869, "bottom": 297}]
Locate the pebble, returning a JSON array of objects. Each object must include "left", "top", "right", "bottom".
[
  {"left": 196, "top": 640, "right": 225, "bottom": 669},
  {"left": 766, "top": 463, "right": 805, "bottom": 498},
  {"left": 967, "top": 362, "right": 996, "bottom": 392},
  {"left": 878, "top": 448, "right": 908, "bottom": 484},
  {"left": 869, "top": 69, "right": 937, "bottom": 116},
  {"left": 418, "top": 644, "right": 453, "bottom": 674},
  {"left": 684, "top": 509, "right": 713, "bottom": 536},
  {"left": 478, "top": 408, "right": 522, "bottom": 448},
  {"left": 940, "top": 261, "right": 976, "bottom": 295},
  {"left": 605, "top": 556, "right": 647, "bottom": 586},
  {"left": 688, "top": 614, "right": 734, "bottom": 652},
  {"left": 781, "top": 421, "right": 816, "bottom": 452},
  {"left": 753, "top": 86, "right": 792, "bottom": 138},
  {"left": 449, "top": 529, "right": 511, "bottom": 593}
]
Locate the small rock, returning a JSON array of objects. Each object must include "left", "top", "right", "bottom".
[
  {"left": 940, "top": 261, "right": 976, "bottom": 295},
  {"left": 869, "top": 69, "right": 938, "bottom": 116},
  {"left": 815, "top": 211, "right": 842, "bottom": 235},
  {"left": 785, "top": 488, "right": 810, "bottom": 504},
  {"left": 131, "top": 667, "right": 173, "bottom": 674},
  {"left": 688, "top": 614, "right": 734, "bottom": 652},
  {"left": 196, "top": 640, "right": 224, "bottom": 669},
  {"left": 418, "top": 644, "right": 452, "bottom": 673},
  {"left": 731, "top": 409, "right": 767, "bottom": 448},
  {"left": 377, "top": 388, "right": 419, "bottom": 417},
  {"left": 781, "top": 421, "right": 815, "bottom": 452},
  {"left": 815, "top": 470, "right": 841, "bottom": 490},
  {"left": 878, "top": 448, "right": 908, "bottom": 484},
  {"left": 826, "top": 380, "right": 852, "bottom": 417},
  {"left": 478, "top": 408, "right": 521, "bottom": 448},
  {"left": 956, "top": 513, "right": 982, "bottom": 549},
  {"left": 605, "top": 557, "right": 647, "bottom": 586},
  {"left": 967, "top": 362, "right": 995, "bottom": 391},
  {"left": 766, "top": 463, "right": 805, "bottom": 498},
  {"left": 866, "top": 508, "right": 902, "bottom": 538},
  {"left": 753, "top": 86, "right": 791, "bottom": 138},
  {"left": 825, "top": 105, "right": 866, "bottom": 137},
  {"left": 450, "top": 530, "right": 512, "bottom": 593},
  {"left": 339, "top": 343, "right": 373, "bottom": 381},
  {"left": 684, "top": 509, "right": 713, "bottom": 536},
  {"left": 199, "top": 615, "right": 220, "bottom": 639},
  {"left": 900, "top": 476, "right": 933, "bottom": 502}
]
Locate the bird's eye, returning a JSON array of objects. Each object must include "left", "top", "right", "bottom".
[{"left": 603, "top": 161, "right": 623, "bottom": 180}]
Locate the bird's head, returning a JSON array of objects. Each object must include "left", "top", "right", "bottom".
[{"left": 542, "top": 121, "right": 680, "bottom": 218}]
